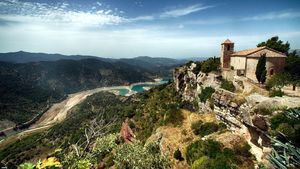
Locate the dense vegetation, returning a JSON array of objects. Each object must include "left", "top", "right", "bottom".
[
  {"left": 0, "top": 83, "right": 183, "bottom": 168},
  {"left": 0, "top": 59, "right": 152, "bottom": 125},
  {"left": 199, "top": 87, "right": 215, "bottom": 103},
  {"left": 270, "top": 107, "right": 300, "bottom": 146},
  {"left": 191, "top": 120, "right": 226, "bottom": 136},
  {"left": 186, "top": 139, "right": 253, "bottom": 169},
  {"left": 186, "top": 57, "right": 220, "bottom": 75},
  {"left": 220, "top": 79, "right": 236, "bottom": 92}
]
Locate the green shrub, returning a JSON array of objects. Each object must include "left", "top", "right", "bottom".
[
  {"left": 276, "top": 123, "right": 295, "bottom": 138},
  {"left": 199, "top": 87, "right": 215, "bottom": 103},
  {"left": 191, "top": 156, "right": 210, "bottom": 169},
  {"left": 191, "top": 121, "right": 219, "bottom": 136},
  {"left": 201, "top": 57, "right": 220, "bottom": 73},
  {"left": 114, "top": 141, "right": 169, "bottom": 169},
  {"left": 186, "top": 139, "right": 222, "bottom": 164},
  {"left": 93, "top": 133, "right": 119, "bottom": 156},
  {"left": 220, "top": 79, "right": 235, "bottom": 92},
  {"left": 174, "top": 149, "right": 184, "bottom": 161},
  {"left": 269, "top": 89, "right": 284, "bottom": 97}
]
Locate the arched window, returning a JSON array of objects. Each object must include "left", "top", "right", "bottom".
[
  {"left": 270, "top": 69, "right": 274, "bottom": 76},
  {"left": 227, "top": 45, "right": 231, "bottom": 51}
]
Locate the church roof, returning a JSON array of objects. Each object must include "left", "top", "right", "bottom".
[
  {"left": 222, "top": 39, "right": 233, "bottom": 44},
  {"left": 231, "top": 46, "right": 286, "bottom": 58}
]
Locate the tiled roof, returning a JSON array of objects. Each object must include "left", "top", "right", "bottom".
[
  {"left": 222, "top": 39, "right": 233, "bottom": 44},
  {"left": 231, "top": 46, "right": 286, "bottom": 58}
]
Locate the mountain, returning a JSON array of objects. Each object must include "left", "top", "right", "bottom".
[
  {"left": 0, "top": 51, "right": 188, "bottom": 77},
  {"left": 0, "top": 51, "right": 100, "bottom": 63},
  {"left": 0, "top": 58, "right": 152, "bottom": 126}
]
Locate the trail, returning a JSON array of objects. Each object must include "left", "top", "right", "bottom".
[
  {"left": 0, "top": 80, "right": 166, "bottom": 148},
  {"left": 0, "top": 85, "right": 131, "bottom": 148}
]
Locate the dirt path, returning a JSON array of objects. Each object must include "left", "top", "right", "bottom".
[
  {"left": 0, "top": 85, "right": 130, "bottom": 148},
  {"left": 0, "top": 80, "right": 167, "bottom": 148}
]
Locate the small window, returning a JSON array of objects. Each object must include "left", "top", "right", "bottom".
[
  {"left": 270, "top": 69, "right": 274, "bottom": 76},
  {"left": 227, "top": 45, "right": 231, "bottom": 51}
]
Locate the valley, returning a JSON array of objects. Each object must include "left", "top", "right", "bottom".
[{"left": 0, "top": 80, "right": 167, "bottom": 149}]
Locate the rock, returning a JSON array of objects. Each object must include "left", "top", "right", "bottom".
[{"left": 252, "top": 115, "right": 268, "bottom": 131}]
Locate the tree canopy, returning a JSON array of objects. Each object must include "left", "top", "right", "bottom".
[{"left": 257, "top": 36, "right": 290, "bottom": 54}]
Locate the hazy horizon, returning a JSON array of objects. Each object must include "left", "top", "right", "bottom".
[{"left": 0, "top": 0, "right": 300, "bottom": 58}]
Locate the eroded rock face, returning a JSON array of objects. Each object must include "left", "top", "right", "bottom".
[{"left": 173, "top": 63, "right": 198, "bottom": 102}]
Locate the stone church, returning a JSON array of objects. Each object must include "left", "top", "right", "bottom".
[{"left": 220, "top": 39, "right": 286, "bottom": 82}]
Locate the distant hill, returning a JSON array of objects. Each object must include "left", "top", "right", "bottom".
[
  {"left": 0, "top": 59, "right": 152, "bottom": 126},
  {"left": 0, "top": 51, "right": 189, "bottom": 77}
]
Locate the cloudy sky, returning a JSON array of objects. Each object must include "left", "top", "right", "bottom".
[{"left": 0, "top": 0, "right": 299, "bottom": 58}]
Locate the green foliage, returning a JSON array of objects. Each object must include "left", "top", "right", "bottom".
[
  {"left": 75, "top": 159, "right": 92, "bottom": 169},
  {"left": 199, "top": 87, "right": 215, "bottom": 103},
  {"left": 270, "top": 108, "right": 300, "bottom": 146},
  {"left": 192, "top": 62, "right": 202, "bottom": 74},
  {"left": 257, "top": 36, "right": 290, "bottom": 54},
  {"left": 191, "top": 121, "right": 220, "bottom": 136},
  {"left": 268, "top": 137, "right": 300, "bottom": 169},
  {"left": 19, "top": 163, "right": 35, "bottom": 169},
  {"left": 255, "top": 54, "right": 267, "bottom": 84},
  {"left": 114, "top": 141, "right": 169, "bottom": 169},
  {"left": 269, "top": 89, "right": 284, "bottom": 97},
  {"left": 220, "top": 79, "right": 235, "bottom": 92},
  {"left": 191, "top": 156, "right": 210, "bottom": 169},
  {"left": 276, "top": 123, "right": 295, "bottom": 138},
  {"left": 174, "top": 149, "right": 184, "bottom": 161},
  {"left": 187, "top": 140, "right": 253, "bottom": 169},
  {"left": 266, "top": 73, "right": 289, "bottom": 90},
  {"left": 201, "top": 57, "right": 220, "bottom": 73},
  {"left": 186, "top": 139, "right": 222, "bottom": 164},
  {"left": 93, "top": 134, "right": 119, "bottom": 156}
]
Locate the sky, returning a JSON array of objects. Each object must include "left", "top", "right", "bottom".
[{"left": 0, "top": 0, "right": 300, "bottom": 58}]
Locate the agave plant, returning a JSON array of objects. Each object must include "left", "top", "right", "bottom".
[{"left": 268, "top": 107, "right": 300, "bottom": 169}]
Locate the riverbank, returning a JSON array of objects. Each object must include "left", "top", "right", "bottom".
[{"left": 0, "top": 80, "right": 167, "bottom": 148}]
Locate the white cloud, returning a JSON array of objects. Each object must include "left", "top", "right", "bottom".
[
  {"left": 160, "top": 4, "right": 214, "bottom": 18},
  {"left": 0, "top": 0, "right": 125, "bottom": 28},
  {"left": 242, "top": 11, "right": 300, "bottom": 21}
]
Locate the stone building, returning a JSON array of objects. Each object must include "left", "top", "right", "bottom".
[{"left": 221, "top": 39, "right": 286, "bottom": 82}]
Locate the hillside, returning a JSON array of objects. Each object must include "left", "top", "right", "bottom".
[
  {"left": 0, "top": 59, "right": 152, "bottom": 127},
  {"left": 0, "top": 51, "right": 186, "bottom": 77}
]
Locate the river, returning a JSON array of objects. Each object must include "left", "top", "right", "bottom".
[{"left": 0, "top": 80, "right": 168, "bottom": 148}]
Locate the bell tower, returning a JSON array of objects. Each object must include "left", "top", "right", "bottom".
[{"left": 221, "top": 39, "right": 234, "bottom": 69}]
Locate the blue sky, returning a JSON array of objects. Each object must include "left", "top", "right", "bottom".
[{"left": 0, "top": 0, "right": 299, "bottom": 58}]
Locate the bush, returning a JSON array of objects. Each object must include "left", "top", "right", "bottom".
[
  {"left": 114, "top": 141, "right": 169, "bottom": 169},
  {"left": 269, "top": 89, "right": 284, "bottom": 97},
  {"left": 201, "top": 57, "right": 220, "bottom": 73},
  {"left": 191, "top": 156, "right": 210, "bottom": 169},
  {"left": 191, "top": 121, "right": 220, "bottom": 136},
  {"left": 276, "top": 123, "right": 295, "bottom": 138},
  {"left": 93, "top": 133, "right": 119, "bottom": 156},
  {"left": 220, "top": 79, "right": 235, "bottom": 92},
  {"left": 174, "top": 149, "right": 184, "bottom": 161},
  {"left": 186, "top": 139, "right": 222, "bottom": 164},
  {"left": 199, "top": 87, "right": 215, "bottom": 103}
]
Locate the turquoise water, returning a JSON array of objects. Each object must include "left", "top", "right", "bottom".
[
  {"left": 131, "top": 80, "right": 169, "bottom": 93},
  {"left": 118, "top": 88, "right": 129, "bottom": 96},
  {"left": 118, "top": 80, "right": 169, "bottom": 96}
]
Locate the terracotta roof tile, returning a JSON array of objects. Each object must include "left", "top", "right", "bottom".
[{"left": 231, "top": 46, "right": 286, "bottom": 58}]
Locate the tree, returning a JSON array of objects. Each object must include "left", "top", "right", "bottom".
[
  {"left": 257, "top": 36, "right": 290, "bottom": 54},
  {"left": 256, "top": 54, "right": 267, "bottom": 84},
  {"left": 285, "top": 50, "right": 300, "bottom": 90}
]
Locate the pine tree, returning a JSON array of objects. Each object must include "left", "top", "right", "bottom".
[{"left": 256, "top": 54, "right": 267, "bottom": 83}]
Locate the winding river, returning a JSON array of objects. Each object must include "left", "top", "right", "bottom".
[{"left": 0, "top": 79, "right": 168, "bottom": 148}]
